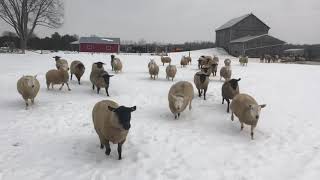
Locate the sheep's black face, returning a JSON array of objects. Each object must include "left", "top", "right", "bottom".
[
  {"left": 77, "top": 63, "right": 85, "bottom": 70},
  {"left": 95, "top": 62, "right": 104, "bottom": 68},
  {"left": 229, "top": 78, "right": 241, "bottom": 90},
  {"left": 102, "top": 72, "right": 113, "bottom": 85},
  {"left": 197, "top": 73, "right": 209, "bottom": 83},
  {"left": 53, "top": 56, "right": 61, "bottom": 61},
  {"left": 108, "top": 106, "right": 137, "bottom": 130}
]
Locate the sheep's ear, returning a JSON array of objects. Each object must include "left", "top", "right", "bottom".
[
  {"left": 108, "top": 75, "right": 114, "bottom": 77},
  {"left": 130, "top": 106, "right": 137, "bottom": 112},
  {"left": 237, "top": 78, "right": 241, "bottom": 81},
  {"left": 108, "top": 106, "right": 116, "bottom": 112},
  {"left": 260, "top": 104, "right": 266, "bottom": 108}
]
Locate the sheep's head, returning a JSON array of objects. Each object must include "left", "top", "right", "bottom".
[
  {"left": 101, "top": 72, "right": 113, "bottom": 85},
  {"left": 171, "top": 95, "right": 184, "bottom": 111},
  {"left": 248, "top": 104, "right": 266, "bottom": 121},
  {"left": 196, "top": 73, "right": 209, "bottom": 83},
  {"left": 24, "top": 75, "right": 37, "bottom": 88},
  {"left": 53, "top": 56, "right": 61, "bottom": 61},
  {"left": 108, "top": 106, "right": 137, "bottom": 130},
  {"left": 76, "top": 63, "right": 85, "bottom": 70},
  {"left": 228, "top": 78, "right": 241, "bottom": 90}
]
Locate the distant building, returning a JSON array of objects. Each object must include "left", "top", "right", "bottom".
[
  {"left": 215, "top": 13, "right": 285, "bottom": 57},
  {"left": 77, "top": 37, "right": 120, "bottom": 53}
]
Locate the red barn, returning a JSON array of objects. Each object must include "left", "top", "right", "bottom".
[{"left": 79, "top": 37, "right": 120, "bottom": 53}]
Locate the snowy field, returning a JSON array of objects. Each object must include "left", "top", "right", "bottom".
[{"left": 0, "top": 48, "right": 320, "bottom": 180}]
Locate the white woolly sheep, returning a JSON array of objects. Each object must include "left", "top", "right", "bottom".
[
  {"left": 221, "top": 78, "right": 241, "bottom": 113},
  {"left": 230, "top": 93, "right": 266, "bottom": 140},
  {"left": 53, "top": 56, "right": 69, "bottom": 70},
  {"left": 168, "top": 81, "right": 194, "bottom": 119},
  {"left": 112, "top": 58, "right": 122, "bottom": 73},
  {"left": 166, "top": 65, "right": 177, "bottom": 81},
  {"left": 148, "top": 62, "right": 159, "bottom": 80},
  {"left": 239, "top": 56, "right": 248, "bottom": 66},
  {"left": 70, "top": 60, "right": 85, "bottom": 84},
  {"left": 148, "top": 59, "right": 156, "bottom": 68},
  {"left": 161, "top": 56, "right": 171, "bottom": 66},
  {"left": 46, "top": 68, "right": 71, "bottom": 91},
  {"left": 220, "top": 66, "right": 232, "bottom": 81},
  {"left": 17, "top": 75, "right": 40, "bottom": 109},
  {"left": 180, "top": 56, "right": 188, "bottom": 67},
  {"left": 92, "top": 99, "right": 136, "bottom": 160},
  {"left": 224, "top": 59, "right": 231, "bottom": 66},
  {"left": 194, "top": 72, "right": 210, "bottom": 100}
]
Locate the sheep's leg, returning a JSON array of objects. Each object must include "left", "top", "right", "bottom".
[
  {"left": 204, "top": 89, "right": 207, "bottom": 100},
  {"left": 70, "top": 73, "right": 73, "bottom": 80},
  {"left": 105, "top": 87, "right": 109, "bottom": 96},
  {"left": 198, "top": 89, "right": 201, "bottom": 97},
  {"left": 178, "top": 113, "right": 180, "bottom": 118},
  {"left": 231, "top": 112, "right": 234, "bottom": 121},
  {"left": 105, "top": 141, "right": 111, "bottom": 155},
  {"left": 59, "top": 83, "right": 64, "bottom": 90},
  {"left": 77, "top": 77, "right": 81, "bottom": 85},
  {"left": 222, "top": 98, "right": 224, "bottom": 104},
  {"left": 241, "top": 122, "right": 244, "bottom": 131},
  {"left": 174, "top": 114, "right": 177, "bottom": 119},
  {"left": 226, "top": 99, "right": 230, "bottom": 113},
  {"left": 24, "top": 99, "right": 29, "bottom": 109},
  {"left": 172, "top": 77, "right": 173, "bottom": 81},
  {"left": 51, "top": 84, "right": 54, "bottom": 89},
  {"left": 117, "top": 141, "right": 125, "bottom": 160},
  {"left": 92, "top": 84, "right": 95, "bottom": 90},
  {"left": 97, "top": 87, "right": 100, "bottom": 94},
  {"left": 66, "top": 83, "right": 71, "bottom": 91},
  {"left": 189, "top": 99, "right": 192, "bottom": 110},
  {"left": 100, "top": 143, "right": 104, "bottom": 149},
  {"left": 251, "top": 126, "right": 255, "bottom": 140},
  {"left": 46, "top": 82, "right": 50, "bottom": 90},
  {"left": 31, "top": 98, "right": 34, "bottom": 104}
]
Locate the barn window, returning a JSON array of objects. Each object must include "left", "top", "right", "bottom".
[
  {"left": 87, "top": 44, "right": 93, "bottom": 50},
  {"left": 106, "top": 45, "right": 111, "bottom": 50}
]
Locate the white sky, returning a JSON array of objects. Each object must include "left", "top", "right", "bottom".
[{"left": 1, "top": 0, "right": 320, "bottom": 44}]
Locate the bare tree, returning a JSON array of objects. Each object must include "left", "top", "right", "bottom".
[{"left": 0, "top": 0, "right": 63, "bottom": 53}]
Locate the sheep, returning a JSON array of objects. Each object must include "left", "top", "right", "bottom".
[
  {"left": 70, "top": 60, "right": 85, "bottom": 85},
  {"left": 211, "top": 63, "right": 218, "bottom": 76},
  {"left": 224, "top": 59, "right": 231, "bottom": 66},
  {"left": 148, "top": 62, "right": 159, "bottom": 80},
  {"left": 220, "top": 66, "right": 232, "bottom": 81},
  {"left": 185, "top": 56, "right": 192, "bottom": 65},
  {"left": 161, "top": 56, "right": 171, "bottom": 66},
  {"left": 194, "top": 72, "right": 210, "bottom": 100},
  {"left": 230, "top": 93, "right": 266, "bottom": 140},
  {"left": 53, "top": 56, "right": 69, "bottom": 70},
  {"left": 111, "top": 55, "right": 115, "bottom": 71},
  {"left": 168, "top": 81, "right": 194, "bottom": 119},
  {"left": 46, "top": 67, "right": 71, "bottom": 91},
  {"left": 17, "top": 75, "right": 40, "bottom": 109},
  {"left": 264, "top": 54, "right": 272, "bottom": 63},
  {"left": 201, "top": 65, "right": 212, "bottom": 75},
  {"left": 180, "top": 56, "right": 188, "bottom": 67},
  {"left": 198, "top": 56, "right": 207, "bottom": 69},
  {"left": 239, "top": 56, "right": 248, "bottom": 66},
  {"left": 112, "top": 58, "right": 122, "bottom": 73},
  {"left": 166, "top": 65, "right": 177, "bottom": 81},
  {"left": 213, "top": 56, "right": 219, "bottom": 64},
  {"left": 221, "top": 78, "right": 241, "bottom": 113},
  {"left": 148, "top": 59, "right": 156, "bottom": 68},
  {"left": 92, "top": 99, "right": 136, "bottom": 160},
  {"left": 90, "top": 62, "right": 113, "bottom": 95}
]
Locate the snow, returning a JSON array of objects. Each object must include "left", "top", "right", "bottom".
[
  {"left": 101, "top": 39, "right": 114, "bottom": 42},
  {"left": 0, "top": 48, "right": 320, "bottom": 180}
]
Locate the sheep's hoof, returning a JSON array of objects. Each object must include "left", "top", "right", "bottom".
[
  {"left": 100, "top": 144, "right": 104, "bottom": 149},
  {"left": 118, "top": 157, "right": 122, "bottom": 160},
  {"left": 105, "top": 148, "right": 111, "bottom": 156},
  {"left": 68, "top": 89, "right": 71, "bottom": 91}
]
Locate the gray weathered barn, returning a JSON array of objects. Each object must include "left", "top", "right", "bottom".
[{"left": 215, "top": 13, "right": 285, "bottom": 57}]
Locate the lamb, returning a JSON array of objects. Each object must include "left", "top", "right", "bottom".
[
  {"left": 221, "top": 78, "right": 241, "bottom": 113},
  {"left": 224, "top": 59, "right": 231, "bottom": 66},
  {"left": 161, "top": 56, "right": 171, "bottom": 66},
  {"left": 53, "top": 56, "right": 69, "bottom": 70},
  {"left": 112, "top": 58, "right": 122, "bottom": 73},
  {"left": 90, "top": 62, "right": 105, "bottom": 90},
  {"left": 148, "top": 62, "right": 159, "bottom": 80},
  {"left": 70, "top": 60, "right": 85, "bottom": 84},
  {"left": 166, "top": 65, "right": 177, "bottom": 81},
  {"left": 194, "top": 72, "right": 210, "bottom": 100},
  {"left": 230, "top": 93, "right": 266, "bottom": 140},
  {"left": 17, "top": 75, "right": 40, "bottom": 109},
  {"left": 168, "top": 81, "right": 194, "bottom": 119},
  {"left": 239, "top": 56, "right": 248, "bottom": 66},
  {"left": 92, "top": 100, "right": 136, "bottom": 160},
  {"left": 180, "top": 56, "right": 188, "bottom": 67},
  {"left": 220, "top": 66, "right": 232, "bottom": 81},
  {"left": 46, "top": 66, "right": 71, "bottom": 91}
]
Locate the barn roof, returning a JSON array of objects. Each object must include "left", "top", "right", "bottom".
[
  {"left": 230, "top": 34, "right": 285, "bottom": 44},
  {"left": 216, "top": 13, "right": 270, "bottom": 31},
  {"left": 79, "top": 37, "right": 120, "bottom": 44}
]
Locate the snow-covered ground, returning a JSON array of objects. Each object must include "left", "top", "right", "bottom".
[{"left": 0, "top": 48, "right": 320, "bottom": 180}]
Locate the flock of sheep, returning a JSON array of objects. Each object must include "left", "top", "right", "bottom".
[{"left": 16, "top": 53, "right": 266, "bottom": 160}]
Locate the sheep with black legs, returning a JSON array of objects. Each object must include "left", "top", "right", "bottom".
[
  {"left": 70, "top": 60, "right": 85, "bottom": 85},
  {"left": 230, "top": 93, "right": 266, "bottom": 140},
  {"left": 168, "top": 81, "right": 194, "bottom": 119},
  {"left": 194, "top": 72, "right": 210, "bottom": 100},
  {"left": 17, "top": 75, "right": 40, "bottom": 109},
  {"left": 90, "top": 62, "right": 105, "bottom": 90},
  {"left": 92, "top": 100, "right": 136, "bottom": 160},
  {"left": 221, "top": 78, "right": 241, "bottom": 113}
]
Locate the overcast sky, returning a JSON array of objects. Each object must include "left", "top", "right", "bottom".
[{"left": 1, "top": 0, "right": 320, "bottom": 44}]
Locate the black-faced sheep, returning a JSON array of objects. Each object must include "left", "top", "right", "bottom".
[
  {"left": 230, "top": 93, "right": 266, "bottom": 140},
  {"left": 17, "top": 75, "right": 40, "bottom": 109},
  {"left": 92, "top": 100, "right": 136, "bottom": 160},
  {"left": 168, "top": 81, "right": 194, "bottom": 119},
  {"left": 194, "top": 72, "right": 210, "bottom": 100},
  {"left": 221, "top": 78, "right": 241, "bottom": 113}
]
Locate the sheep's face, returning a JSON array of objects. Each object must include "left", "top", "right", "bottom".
[
  {"left": 108, "top": 106, "right": 137, "bottom": 130},
  {"left": 94, "top": 62, "right": 104, "bottom": 69},
  {"left": 248, "top": 104, "right": 266, "bottom": 120},
  {"left": 228, "top": 78, "right": 241, "bottom": 90},
  {"left": 173, "top": 96, "right": 184, "bottom": 111},
  {"left": 25, "top": 76, "right": 37, "bottom": 88},
  {"left": 102, "top": 73, "right": 113, "bottom": 85}
]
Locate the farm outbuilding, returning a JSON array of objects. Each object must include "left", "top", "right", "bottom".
[
  {"left": 78, "top": 37, "right": 120, "bottom": 53},
  {"left": 215, "top": 13, "right": 285, "bottom": 57}
]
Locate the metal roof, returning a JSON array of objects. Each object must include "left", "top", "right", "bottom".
[
  {"left": 216, "top": 14, "right": 251, "bottom": 31},
  {"left": 230, "top": 34, "right": 268, "bottom": 43},
  {"left": 79, "top": 37, "right": 120, "bottom": 44}
]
